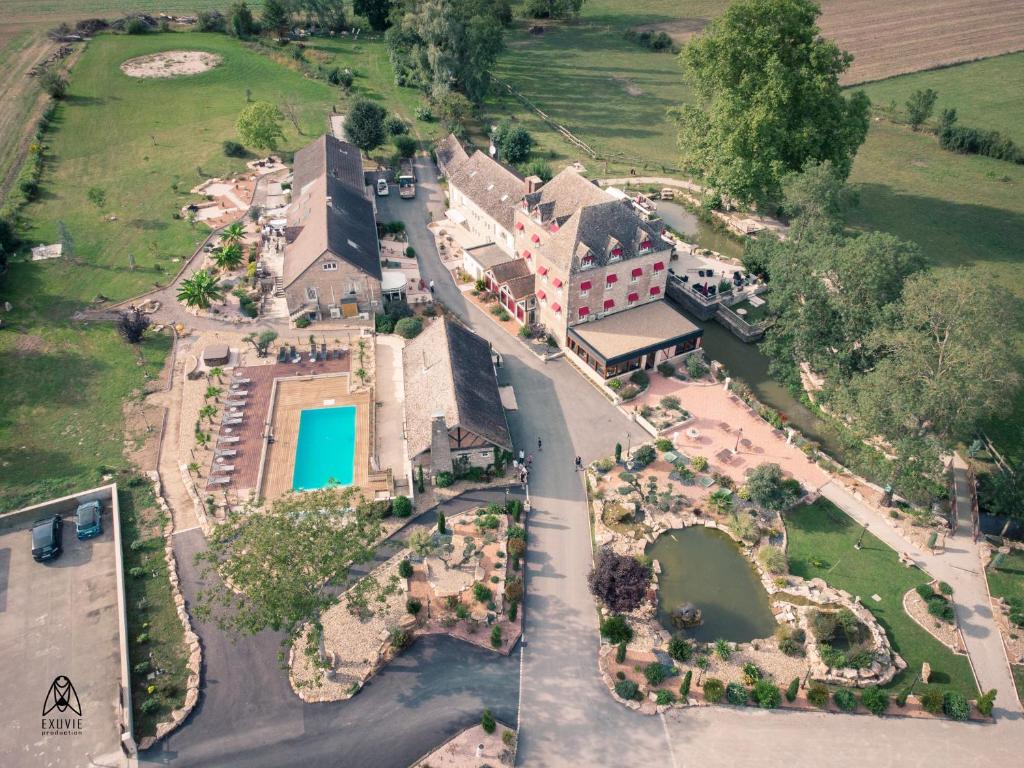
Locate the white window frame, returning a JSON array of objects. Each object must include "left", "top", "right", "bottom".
[{"left": 322, "top": 261, "right": 338, "bottom": 271}]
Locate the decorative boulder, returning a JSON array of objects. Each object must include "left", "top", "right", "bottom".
[{"left": 671, "top": 602, "right": 702, "bottom": 628}]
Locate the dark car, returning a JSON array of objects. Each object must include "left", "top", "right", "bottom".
[
  {"left": 31, "top": 515, "right": 63, "bottom": 562},
  {"left": 76, "top": 500, "right": 103, "bottom": 540}
]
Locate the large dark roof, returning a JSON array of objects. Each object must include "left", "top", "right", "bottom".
[
  {"left": 544, "top": 200, "right": 668, "bottom": 274},
  {"left": 435, "top": 133, "right": 469, "bottom": 177},
  {"left": 323, "top": 176, "right": 381, "bottom": 280},
  {"left": 293, "top": 134, "right": 365, "bottom": 193},
  {"left": 488, "top": 258, "right": 532, "bottom": 284}
]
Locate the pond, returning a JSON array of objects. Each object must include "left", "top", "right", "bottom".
[
  {"left": 647, "top": 526, "right": 778, "bottom": 644},
  {"left": 655, "top": 200, "right": 745, "bottom": 260}
]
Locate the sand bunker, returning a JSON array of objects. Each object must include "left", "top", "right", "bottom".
[{"left": 120, "top": 50, "right": 222, "bottom": 79}]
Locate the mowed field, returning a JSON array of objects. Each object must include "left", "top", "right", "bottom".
[{"left": 0, "top": 1, "right": 226, "bottom": 23}]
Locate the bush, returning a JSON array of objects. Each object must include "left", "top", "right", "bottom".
[
  {"left": 398, "top": 559, "right": 413, "bottom": 578},
  {"left": 686, "top": 356, "right": 707, "bottom": 379},
  {"left": 375, "top": 313, "right": 395, "bottom": 333},
  {"left": 776, "top": 625, "right": 806, "bottom": 656},
  {"left": 481, "top": 708, "right": 496, "bottom": 734},
  {"left": 389, "top": 628, "right": 412, "bottom": 649},
  {"left": 385, "top": 115, "right": 408, "bottom": 135},
  {"left": 679, "top": 670, "right": 692, "bottom": 698},
  {"left": 915, "top": 584, "right": 936, "bottom": 601},
  {"left": 691, "top": 455, "right": 709, "bottom": 472},
  {"left": 295, "top": 315, "right": 310, "bottom": 328},
  {"left": 833, "top": 688, "right": 857, "bottom": 712},
  {"left": 391, "top": 495, "right": 412, "bottom": 518},
  {"left": 600, "top": 614, "right": 633, "bottom": 644},
  {"left": 976, "top": 689, "right": 997, "bottom": 717},
  {"left": 758, "top": 545, "right": 787, "bottom": 574},
  {"left": 656, "top": 689, "right": 676, "bottom": 706},
  {"left": 472, "top": 583, "right": 492, "bottom": 603},
  {"left": 644, "top": 662, "right": 667, "bottom": 686},
  {"left": 726, "top": 682, "right": 749, "bottom": 706},
  {"left": 938, "top": 581, "right": 954, "bottom": 596},
  {"left": 860, "top": 686, "right": 889, "bottom": 716},
  {"left": 632, "top": 444, "right": 657, "bottom": 467},
  {"left": 406, "top": 597, "right": 422, "bottom": 615},
  {"left": 713, "top": 638, "right": 732, "bottom": 661},
  {"left": 920, "top": 688, "right": 945, "bottom": 715},
  {"left": 490, "top": 624, "right": 502, "bottom": 648},
  {"left": 668, "top": 634, "right": 692, "bottom": 662},
  {"left": 615, "top": 679, "right": 640, "bottom": 700},
  {"left": 504, "top": 577, "right": 523, "bottom": 603},
  {"left": 655, "top": 438, "right": 674, "bottom": 452},
  {"left": 657, "top": 362, "right": 675, "bottom": 378},
  {"left": 435, "top": 471, "right": 454, "bottom": 488},
  {"left": 507, "top": 600, "right": 518, "bottom": 621},
  {"left": 927, "top": 597, "right": 955, "bottom": 622},
  {"left": 140, "top": 697, "right": 161, "bottom": 714},
  {"left": 741, "top": 663, "right": 761, "bottom": 685},
  {"left": 125, "top": 17, "right": 151, "bottom": 35},
  {"left": 616, "top": 640, "right": 627, "bottom": 663},
  {"left": 785, "top": 677, "right": 800, "bottom": 702},
  {"left": 807, "top": 683, "right": 829, "bottom": 708},
  {"left": 630, "top": 370, "right": 649, "bottom": 388},
  {"left": 414, "top": 105, "right": 433, "bottom": 121},
  {"left": 588, "top": 548, "right": 651, "bottom": 613},
  {"left": 753, "top": 680, "right": 781, "bottom": 709},
  {"left": 702, "top": 678, "right": 724, "bottom": 703},
  {"left": 943, "top": 691, "right": 969, "bottom": 721},
  {"left": 394, "top": 316, "right": 423, "bottom": 338},
  {"left": 394, "top": 135, "right": 417, "bottom": 158},
  {"left": 223, "top": 139, "right": 248, "bottom": 158}
]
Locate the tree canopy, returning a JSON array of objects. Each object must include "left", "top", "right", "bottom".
[
  {"left": 229, "top": 1, "right": 260, "bottom": 38},
  {"left": 386, "top": 0, "right": 505, "bottom": 104},
  {"left": 494, "top": 120, "right": 533, "bottom": 164},
  {"left": 675, "top": 0, "right": 870, "bottom": 207},
  {"left": 346, "top": 98, "right": 388, "bottom": 154},
  {"left": 236, "top": 101, "right": 285, "bottom": 150},
  {"left": 261, "top": 0, "right": 291, "bottom": 36},
  {"left": 354, "top": 0, "right": 394, "bottom": 31},
  {"left": 588, "top": 548, "right": 651, "bottom": 612}
]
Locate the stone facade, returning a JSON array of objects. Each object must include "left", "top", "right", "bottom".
[{"left": 283, "top": 251, "right": 381, "bottom": 320}]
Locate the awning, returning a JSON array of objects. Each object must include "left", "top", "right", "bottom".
[
  {"left": 537, "top": 265, "right": 548, "bottom": 275},
  {"left": 580, "top": 280, "right": 592, "bottom": 291},
  {"left": 578, "top": 306, "right": 590, "bottom": 317},
  {"left": 552, "top": 277, "right": 563, "bottom": 288},
  {"left": 550, "top": 223, "right": 560, "bottom": 232},
  {"left": 551, "top": 303, "right": 562, "bottom": 313},
  {"left": 521, "top": 249, "right": 531, "bottom": 259},
  {"left": 531, "top": 234, "right": 540, "bottom": 243},
  {"left": 650, "top": 285, "right": 661, "bottom": 295},
  {"left": 640, "top": 239, "right": 652, "bottom": 249},
  {"left": 653, "top": 261, "right": 665, "bottom": 271},
  {"left": 606, "top": 274, "right": 618, "bottom": 284},
  {"left": 611, "top": 247, "right": 623, "bottom": 257},
  {"left": 537, "top": 289, "right": 546, "bottom": 300},
  {"left": 631, "top": 267, "right": 643, "bottom": 278},
  {"left": 515, "top": 221, "right": 524, "bottom": 230},
  {"left": 628, "top": 292, "right": 639, "bottom": 302},
  {"left": 603, "top": 299, "right": 615, "bottom": 310},
  {"left": 445, "top": 209, "right": 467, "bottom": 225}
]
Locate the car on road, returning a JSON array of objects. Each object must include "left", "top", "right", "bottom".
[
  {"left": 31, "top": 515, "right": 63, "bottom": 562},
  {"left": 75, "top": 500, "right": 103, "bottom": 540},
  {"left": 376, "top": 178, "right": 389, "bottom": 196}
]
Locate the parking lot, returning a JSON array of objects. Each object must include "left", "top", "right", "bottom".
[{"left": 0, "top": 494, "right": 127, "bottom": 767}]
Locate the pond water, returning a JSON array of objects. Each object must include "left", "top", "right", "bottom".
[
  {"left": 655, "top": 200, "right": 744, "bottom": 260},
  {"left": 647, "top": 526, "right": 778, "bottom": 643}
]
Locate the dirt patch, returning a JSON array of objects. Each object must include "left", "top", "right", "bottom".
[
  {"left": 612, "top": 75, "right": 644, "bottom": 97},
  {"left": 120, "top": 50, "right": 222, "bottom": 79},
  {"left": 12, "top": 333, "right": 48, "bottom": 355},
  {"left": 634, "top": 19, "right": 708, "bottom": 45}
]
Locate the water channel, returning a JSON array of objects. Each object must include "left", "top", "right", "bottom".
[
  {"left": 646, "top": 526, "right": 778, "bottom": 643},
  {"left": 656, "top": 200, "right": 850, "bottom": 463}
]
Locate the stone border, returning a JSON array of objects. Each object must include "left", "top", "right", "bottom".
[
  {"left": 136, "top": 474, "right": 203, "bottom": 750},
  {"left": 902, "top": 586, "right": 969, "bottom": 655}
]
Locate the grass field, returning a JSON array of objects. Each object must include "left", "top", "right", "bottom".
[
  {"left": 0, "top": 1, "right": 226, "bottom": 22},
  {"left": 987, "top": 550, "right": 1024, "bottom": 606},
  {"left": 785, "top": 499, "right": 978, "bottom": 698},
  {"left": 0, "top": 30, "right": 343, "bottom": 509},
  {"left": 861, "top": 52, "right": 1024, "bottom": 143}
]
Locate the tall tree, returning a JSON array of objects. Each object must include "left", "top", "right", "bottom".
[
  {"left": 674, "top": 0, "right": 870, "bottom": 207},
  {"left": 905, "top": 88, "right": 938, "bottom": 132},
  {"left": 177, "top": 269, "right": 226, "bottom": 309},
  {"left": 194, "top": 487, "right": 382, "bottom": 670},
  {"left": 354, "top": 0, "right": 394, "bottom": 31},
  {"left": 229, "top": 1, "right": 260, "bottom": 38},
  {"left": 851, "top": 268, "right": 1023, "bottom": 442},
  {"left": 261, "top": 0, "right": 292, "bottom": 37},
  {"left": 236, "top": 101, "right": 285, "bottom": 150},
  {"left": 346, "top": 98, "right": 388, "bottom": 154}
]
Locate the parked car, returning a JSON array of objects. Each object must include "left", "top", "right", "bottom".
[
  {"left": 31, "top": 515, "right": 63, "bottom": 562},
  {"left": 75, "top": 500, "right": 103, "bottom": 540},
  {"left": 376, "top": 178, "right": 390, "bottom": 196}
]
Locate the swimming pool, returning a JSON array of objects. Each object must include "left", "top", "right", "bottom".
[{"left": 292, "top": 406, "right": 356, "bottom": 490}]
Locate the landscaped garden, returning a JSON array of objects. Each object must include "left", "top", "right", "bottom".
[{"left": 984, "top": 547, "right": 1024, "bottom": 701}]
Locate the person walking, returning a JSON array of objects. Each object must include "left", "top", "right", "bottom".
[
  {"left": 537, "top": 437, "right": 543, "bottom": 451},
  {"left": 575, "top": 456, "right": 582, "bottom": 471},
  {"left": 526, "top": 454, "right": 533, "bottom": 469},
  {"left": 429, "top": 280, "right": 435, "bottom": 294}
]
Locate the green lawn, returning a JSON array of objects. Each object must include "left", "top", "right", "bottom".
[
  {"left": 987, "top": 550, "right": 1024, "bottom": 605},
  {"left": 785, "top": 499, "right": 978, "bottom": 698},
  {"left": 2, "top": 1, "right": 226, "bottom": 20},
  {"left": 860, "top": 53, "right": 1024, "bottom": 143}
]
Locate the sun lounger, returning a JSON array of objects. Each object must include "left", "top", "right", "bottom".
[
  {"left": 215, "top": 449, "right": 237, "bottom": 458},
  {"left": 208, "top": 477, "right": 231, "bottom": 486},
  {"left": 232, "top": 377, "right": 252, "bottom": 385},
  {"left": 213, "top": 464, "right": 235, "bottom": 472},
  {"left": 225, "top": 399, "right": 247, "bottom": 407},
  {"left": 222, "top": 418, "right": 243, "bottom": 426},
  {"left": 218, "top": 436, "right": 240, "bottom": 444}
]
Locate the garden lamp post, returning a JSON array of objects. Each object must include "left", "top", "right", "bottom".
[{"left": 854, "top": 522, "right": 869, "bottom": 550}]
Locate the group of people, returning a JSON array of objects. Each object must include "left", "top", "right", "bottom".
[{"left": 511, "top": 438, "right": 586, "bottom": 485}]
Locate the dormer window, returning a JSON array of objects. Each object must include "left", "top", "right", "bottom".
[
  {"left": 608, "top": 246, "right": 622, "bottom": 263},
  {"left": 580, "top": 252, "right": 595, "bottom": 270},
  {"left": 639, "top": 238, "right": 653, "bottom": 253}
]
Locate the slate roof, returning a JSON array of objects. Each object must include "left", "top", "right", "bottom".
[
  {"left": 504, "top": 273, "right": 536, "bottom": 300},
  {"left": 542, "top": 200, "right": 667, "bottom": 274},
  {"left": 292, "top": 134, "right": 365, "bottom": 194},
  {"left": 487, "top": 258, "right": 532, "bottom": 284},
  {"left": 402, "top": 318, "right": 512, "bottom": 457},
  {"left": 448, "top": 151, "right": 524, "bottom": 232},
  {"left": 523, "top": 168, "right": 612, "bottom": 226},
  {"left": 464, "top": 243, "right": 515, "bottom": 272},
  {"left": 435, "top": 133, "right": 469, "bottom": 177}
]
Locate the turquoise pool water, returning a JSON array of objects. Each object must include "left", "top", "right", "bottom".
[{"left": 292, "top": 406, "right": 356, "bottom": 490}]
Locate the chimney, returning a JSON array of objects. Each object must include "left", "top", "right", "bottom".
[
  {"left": 429, "top": 412, "right": 453, "bottom": 475},
  {"left": 524, "top": 175, "right": 543, "bottom": 194}
]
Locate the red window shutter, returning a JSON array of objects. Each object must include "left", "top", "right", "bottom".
[
  {"left": 653, "top": 261, "right": 664, "bottom": 271},
  {"left": 521, "top": 249, "right": 531, "bottom": 259},
  {"left": 611, "top": 247, "right": 622, "bottom": 257},
  {"left": 537, "top": 265, "right": 548, "bottom": 275},
  {"left": 606, "top": 274, "right": 618, "bottom": 284},
  {"left": 627, "top": 292, "right": 639, "bottom": 302},
  {"left": 603, "top": 299, "right": 615, "bottom": 310},
  {"left": 531, "top": 233, "right": 540, "bottom": 243},
  {"left": 515, "top": 222, "right": 524, "bottom": 230},
  {"left": 578, "top": 306, "right": 589, "bottom": 318},
  {"left": 631, "top": 267, "right": 643, "bottom": 278},
  {"left": 552, "top": 277, "right": 563, "bottom": 288},
  {"left": 551, "top": 303, "right": 561, "bottom": 313},
  {"left": 641, "top": 239, "right": 652, "bottom": 249},
  {"left": 537, "top": 289, "right": 546, "bottom": 300},
  {"left": 650, "top": 285, "right": 661, "bottom": 296},
  {"left": 579, "top": 280, "right": 592, "bottom": 291}
]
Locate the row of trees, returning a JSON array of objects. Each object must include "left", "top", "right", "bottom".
[
  {"left": 904, "top": 88, "right": 1022, "bottom": 163},
  {"left": 746, "top": 161, "right": 1022, "bottom": 501}
]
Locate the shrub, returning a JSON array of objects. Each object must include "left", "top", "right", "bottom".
[
  {"left": 406, "top": 597, "right": 422, "bottom": 615},
  {"left": 938, "top": 581, "right": 954, "bottom": 596},
  {"left": 668, "top": 634, "right": 693, "bottom": 663},
  {"left": 833, "top": 688, "right": 857, "bottom": 712},
  {"left": 481, "top": 708, "right": 496, "bottom": 734},
  {"left": 776, "top": 625, "right": 806, "bottom": 656},
  {"left": 753, "top": 680, "right": 781, "bottom": 709},
  {"left": 860, "top": 686, "right": 889, "bottom": 716},
  {"left": 726, "top": 682, "right": 749, "bottom": 706},
  {"left": 920, "top": 688, "right": 945, "bottom": 714},
  {"left": 472, "top": 583, "right": 492, "bottom": 603},
  {"left": 657, "top": 362, "right": 675, "bottom": 378},
  {"left": 758, "top": 545, "right": 787, "bottom": 575},
  {"left": 632, "top": 444, "right": 657, "bottom": 467},
  {"left": 928, "top": 598, "right": 955, "bottom": 622},
  {"left": 807, "top": 683, "right": 829, "bottom": 708},
  {"left": 616, "top": 640, "right": 627, "bottom": 663},
  {"left": 389, "top": 628, "right": 412, "bottom": 649},
  {"left": 588, "top": 548, "right": 651, "bottom": 612},
  {"left": 385, "top": 115, "right": 408, "bottom": 135},
  {"left": 394, "top": 316, "right": 423, "bottom": 338},
  {"left": 714, "top": 638, "right": 732, "bottom": 661},
  {"left": 392, "top": 495, "right": 412, "bottom": 517},
  {"left": 943, "top": 691, "right": 969, "bottom": 721},
  {"left": 895, "top": 689, "right": 909, "bottom": 707},
  {"left": 655, "top": 438, "right": 674, "bottom": 452},
  {"left": 435, "top": 471, "right": 454, "bottom": 488},
  {"left": 140, "top": 697, "right": 161, "bottom": 714},
  {"left": 679, "top": 670, "right": 692, "bottom": 698},
  {"left": 915, "top": 584, "right": 935, "bottom": 601},
  {"left": 976, "top": 689, "right": 997, "bottom": 717},
  {"left": 133, "top": 661, "right": 151, "bottom": 675},
  {"left": 656, "top": 689, "right": 676, "bottom": 706},
  {"left": 490, "top": 624, "right": 502, "bottom": 648},
  {"left": 741, "top": 663, "right": 761, "bottom": 685},
  {"left": 507, "top": 600, "right": 518, "bottom": 621},
  {"left": 394, "top": 135, "right": 417, "bottom": 158},
  {"left": 615, "top": 679, "right": 640, "bottom": 700},
  {"left": 295, "top": 315, "right": 310, "bottom": 328},
  {"left": 691, "top": 455, "right": 709, "bottom": 472},
  {"left": 927, "top": 531, "right": 938, "bottom": 550},
  {"left": 702, "top": 678, "right": 724, "bottom": 703},
  {"left": 398, "top": 559, "right": 413, "bottom": 578},
  {"left": 455, "top": 604, "right": 470, "bottom": 620},
  {"left": 785, "top": 677, "right": 800, "bottom": 702},
  {"left": 222, "top": 138, "right": 251, "bottom": 158},
  {"left": 644, "top": 662, "right": 667, "bottom": 686},
  {"left": 600, "top": 615, "right": 633, "bottom": 644}
]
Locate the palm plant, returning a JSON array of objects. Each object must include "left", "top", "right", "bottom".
[
  {"left": 208, "top": 366, "right": 224, "bottom": 383},
  {"left": 199, "top": 404, "right": 218, "bottom": 422},
  {"left": 708, "top": 489, "right": 733, "bottom": 515},
  {"left": 177, "top": 269, "right": 225, "bottom": 309},
  {"left": 204, "top": 386, "right": 222, "bottom": 401},
  {"left": 195, "top": 431, "right": 211, "bottom": 449},
  {"left": 696, "top": 655, "right": 710, "bottom": 684},
  {"left": 212, "top": 242, "right": 244, "bottom": 270},
  {"left": 220, "top": 221, "right": 246, "bottom": 246},
  {"left": 187, "top": 462, "right": 201, "bottom": 476}
]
